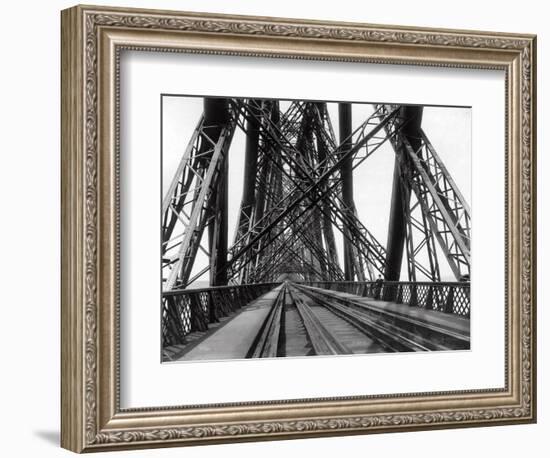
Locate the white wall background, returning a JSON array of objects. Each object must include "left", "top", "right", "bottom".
[{"left": 0, "top": 0, "right": 545, "bottom": 456}]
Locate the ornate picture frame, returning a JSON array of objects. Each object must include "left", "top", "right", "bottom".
[{"left": 61, "top": 4, "right": 536, "bottom": 453}]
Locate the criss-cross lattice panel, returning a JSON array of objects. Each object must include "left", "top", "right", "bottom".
[
  {"left": 162, "top": 113, "right": 236, "bottom": 290},
  {"left": 402, "top": 133, "right": 471, "bottom": 280},
  {"left": 449, "top": 285, "right": 470, "bottom": 316},
  {"left": 161, "top": 295, "right": 192, "bottom": 346}
]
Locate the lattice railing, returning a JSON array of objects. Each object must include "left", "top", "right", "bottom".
[
  {"left": 162, "top": 283, "right": 278, "bottom": 347},
  {"left": 304, "top": 281, "right": 470, "bottom": 317}
]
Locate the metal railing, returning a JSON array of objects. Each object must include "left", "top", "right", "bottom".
[
  {"left": 302, "top": 281, "right": 470, "bottom": 317},
  {"left": 162, "top": 283, "right": 278, "bottom": 347}
]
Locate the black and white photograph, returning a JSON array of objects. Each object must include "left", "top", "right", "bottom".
[{"left": 161, "top": 96, "right": 471, "bottom": 362}]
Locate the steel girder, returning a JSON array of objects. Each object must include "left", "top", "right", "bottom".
[
  {"left": 379, "top": 104, "right": 471, "bottom": 281},
  {"left": 404, "top": 130, "right": 471, "bottom": 279},
  {"left": 162, "top": 100, "right": 236, "bottom": 291}
]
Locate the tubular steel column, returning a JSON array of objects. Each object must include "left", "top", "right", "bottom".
[
  {"left": 338, "top": 102, "right": 355, "bottom": 281},
  {"left": 255, "top": 102, "right": 279, "bottom": 225},
  {"left": 315, "top": 103, "right": 340, "bottom": 275},
  {"left": 240, "top": 99, "right": 262, "bottom": 231},
  {"left": 205, "top": 98, "right": 231, "bottom": 286},
  {"left": 384, "top": 106, "right": 423, "bottom": 282}
]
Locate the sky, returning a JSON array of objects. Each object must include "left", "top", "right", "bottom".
[{"left": 162, "top": 96, "right": 471, "bottom": 284}]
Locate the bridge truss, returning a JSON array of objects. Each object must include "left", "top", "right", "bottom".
[{"left": 162, "top": 98, "right": 471, "bottom": 291}]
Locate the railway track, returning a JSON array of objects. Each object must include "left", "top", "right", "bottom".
[{"left": 248, "top": 282, "right": 469, "bottom": 358}]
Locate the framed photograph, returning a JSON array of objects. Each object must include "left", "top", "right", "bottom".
[{"left": 61, "top": 4, "right": 536, "bottom": 453}]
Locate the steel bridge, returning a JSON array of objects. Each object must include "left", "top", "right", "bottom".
[{"left": 161, "top": 98, "right": 471, "bottom": 361}]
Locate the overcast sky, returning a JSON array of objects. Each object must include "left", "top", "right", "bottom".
[{"left": 162, "top": 96, "right": 471, "bottom": 283}]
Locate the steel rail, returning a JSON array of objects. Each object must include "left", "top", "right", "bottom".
[
  {"left": 247, "top": 286, "right": 286, "bottom": 358},
  {"left": 294, "top": 283, "right": 470, "bottom": 350},
  {"left": 286, "top": 286, "right": 353, "bottom": 356}
]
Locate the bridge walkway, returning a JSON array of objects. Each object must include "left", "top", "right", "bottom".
[
  {"left": 164, "top": 282, "right": 470, "bottom": 362},
  {"left": 163, "top": 285, "right": 284, "bottom": 361}
]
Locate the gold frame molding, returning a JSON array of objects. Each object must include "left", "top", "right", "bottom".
[{"left": 61, "top": 4, "right": 537, "bottom": 453}]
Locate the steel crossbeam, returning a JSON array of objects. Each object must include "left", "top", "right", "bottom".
[
  {"left": 231, "top": 105, "right": 344, "bottom": 283},
  {"left": 224, "top": 101, "right": 400, "bottom": 282}
]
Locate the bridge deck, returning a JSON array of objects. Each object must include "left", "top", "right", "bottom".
[
  {"left": 164, "top": 282, "right": 470, "bottom": 362},
  {"left": 168, "top": 285, "right": 284, "bottom": 361},
  {"left": 304, "top": 285, "right": 470, "bottom": 337}
]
